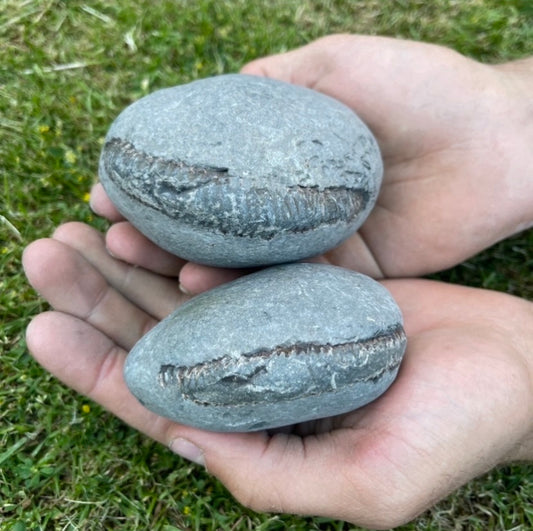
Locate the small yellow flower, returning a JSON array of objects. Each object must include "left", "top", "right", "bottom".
[
  {"left": 38, "top": 124, "right": 50, "bottom": 134},
  {"left": 183, "top": 506, "right": 191, "bottom": 515},
  {"left": 82, "top": 192, "right": 91, "bottom": 203},
  {"left": 82, "top": 404, "right": 91, "bottom": 414},
  {"left": 65, "top": 149, "right": 77, "bottom": 164},
  {"left": 218, "top": 26, "right": 230, "bottom": 39}
]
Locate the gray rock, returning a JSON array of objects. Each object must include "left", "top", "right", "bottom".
[
  {"left": 124, "top": 263, "right": 406, "bottom": 432},
  {"left": 99, "top": 74, "right": 382, "bottom": 267}
]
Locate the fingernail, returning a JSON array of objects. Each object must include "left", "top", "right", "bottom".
[
  {"left": 178, "top": 282, "right": 191, "bottom": 295},
  {"left": 169, "top": 437, "right": 205, "bottom": 466},
  {"left": 105, "top": 246, "right": 117, "bottom": 259}
]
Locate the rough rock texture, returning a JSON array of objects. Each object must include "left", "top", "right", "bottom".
[
  {"left": 124, "top": 263, "right": 406, "bottom": 432},
  {"left": 99, "top": 74, "right": 383, "bottom": 267}
]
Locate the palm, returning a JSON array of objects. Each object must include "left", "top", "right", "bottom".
[
  {"left": 241, "top": 35, "right": 531, "bottom": 278},
  {"left": 23, "top": 222, "right": 532, "bottom": 527},
  {"left": 254, "top": 280, "right": 531, "bottom": 525}
]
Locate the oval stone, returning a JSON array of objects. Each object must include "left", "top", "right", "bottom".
[
  {"left": 99, "top": 74, "right": 383, "bottom": 267},
  {"left": 124, "top": 263, "right": 406, "bottom": 432}
]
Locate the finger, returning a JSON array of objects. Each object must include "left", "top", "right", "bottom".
[
  {"left": 178, "top": 262, "right": 249, "bottom": 295},
  {"left": 241, "top": 39, "right": 328, "bottom": 88},
  {"left": 26, "top": 311, "right": 257, "bottom": 475},
  {"left": 52, "top": 222, "right": 186, "bottom": 319},
  {"left": 240, "top": 35, "right": 393, "bottom": 149},
  {"left": 169, "top": 423, "right": 404, "bottom": 528},
  {"left": 380, "top": 278, "right": 452, "bottom": 337},
  {"left": 320, "top": 230, "right": 384, "bottom": 279},
  {"left": 23, "top": 238, "right": 157, "bottom": 350},
  {"left": 26, "top": 311, "right": 177, "bottom": 445},
  {"left": 90, "top": 182, "right": 124, "bottom": 222},
  {"left": 178, "top": 245, "right": 382, "bottom": 295},
  {"left": 106, "top": 222, "right": 243, "bottom": 296},
  {"left": 106, "top": 221, "right": 185, "bottom": 277}
]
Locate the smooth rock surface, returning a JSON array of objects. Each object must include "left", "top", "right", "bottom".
[
  {"left": 99, "top": 74, "right": 383, "bottom": 267},
  {"left": 124, "top": 263, "right": 406, "bottom": 432}
]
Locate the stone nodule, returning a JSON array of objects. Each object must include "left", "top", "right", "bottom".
[
  {"left": 124, "top": 263, "right": 407, "bottom": 432},
  {"left": 99, "top": 74, "right": 383, "bottom": 267}
]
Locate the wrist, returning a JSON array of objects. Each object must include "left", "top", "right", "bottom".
[
  {"left": 503, "top": 298, "right": 533, "bottom": 462},
  {"left": 509, "top": 434, "right": 533, "bottom": 462},
  {"left": 488, "top": 59, "right": 533, "bottom": 234},
  {"left": 493, "top": 57, "right": 533, "bottom": 97}
]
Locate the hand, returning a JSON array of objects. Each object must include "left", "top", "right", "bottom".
[
  {"left": 91, "top": 34, "right": 533, "bottom": 289},
  {"left": 23, "top": 222, "right": 533, "bottom": 528}
]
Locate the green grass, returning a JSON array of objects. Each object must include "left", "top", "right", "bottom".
[{"left": 1, "top": 0, "right": 532, "bottom": 529}]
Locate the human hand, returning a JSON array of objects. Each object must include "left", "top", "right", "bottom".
[
  {"left": 242, "top": 35, "right": 533, "bottom": 277},
  {"left": 23, "top": 222, "right": 533, "bottom": 528},
  {"left": 91, "top": 34, "right": 533, "bottom": 288}
]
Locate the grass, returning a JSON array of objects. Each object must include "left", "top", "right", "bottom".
[{"left": 1, "top": 0, "right": 532, "bottom": 529}]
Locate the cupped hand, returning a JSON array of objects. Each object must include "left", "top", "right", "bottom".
[
  {"left": 91, "top": 34, "right": 533, "bottom": 289},
  {"left": 23, "top": 222, "right": 533, "bottom": 528}
]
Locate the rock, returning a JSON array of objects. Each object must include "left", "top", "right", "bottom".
[
  {"left": 99, "top": 74, "right": 382, "bottom": 267},
  {"left": 124, "top": 263, "right": 406, "bottom": 432}
]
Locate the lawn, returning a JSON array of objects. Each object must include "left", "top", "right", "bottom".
[{"left": 1, "top": 0, "right": 532, "bottom": 529}]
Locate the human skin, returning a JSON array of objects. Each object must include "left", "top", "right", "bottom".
[
  {"left": 90, "top": 34, "right": 533, "bottom": 294},
  {"left": 23, "top": 222, "right": 533, "bottom": 528},
  {"left": 24, "top": 35, "right": 533, "bottom": 527}
]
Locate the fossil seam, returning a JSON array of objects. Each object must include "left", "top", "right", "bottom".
[
  {"left": 102, "top": 137, "right": 369, "bottom": 239},
  {"left": 158, "top": 325, "right": 406, "bottom": 407}
]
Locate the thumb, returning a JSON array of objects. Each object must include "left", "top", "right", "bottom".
[
  {"left": 168, "top": 425, "right": 401, "bottom": 528},
  {"left": 240, "top": 36, "right": 336, "bottom": 88},
  {"left": 239, "top": 34, "right": 400, "bottom": 146}
]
